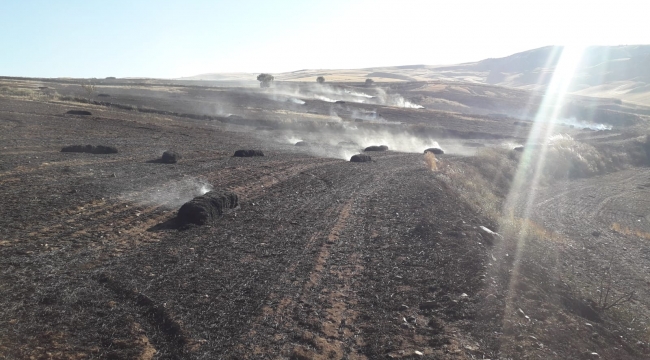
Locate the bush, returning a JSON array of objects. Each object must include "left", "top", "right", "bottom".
[
  {"left": 316, "top": 76, "right": 325, "bottom": 84},
  {"left": 365, "top": 78, "right": 374, "bottom": 86},
  {"left": 423, "top": 152, "right": 437, "bottom": 171}
]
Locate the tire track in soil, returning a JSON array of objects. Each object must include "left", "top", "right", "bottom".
[
  {"left": 241, "top": 161, "right": 417, "bottom": 359},
  {"left": 517, "top": 168, "right": 650, "bottom": 340},
  {"left": 286, "top": 199, "right": 369, "bottom": 360},
  {"left": 8, "top": 157, "right": 342, "bottom": 262},
  {"left": 231, "top": 159, "right": 369, "bottom": 358}
]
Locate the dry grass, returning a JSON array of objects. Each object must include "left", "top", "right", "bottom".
[
  {"left": 423, "top": 152, "right": 437, "bottom": 171},
  {"left": 610, "top": 222, "right": 650, "bottom": 240}
]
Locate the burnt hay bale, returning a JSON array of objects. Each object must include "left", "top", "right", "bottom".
[
  {"left": 513, "top": 145, "right": 525, "bottom": 152},
  {"left": 295, "top": 141, "right": 308, "bottom": 147},
  {"left": 177, "top": 190, "right": 239, "bottom": 225},
  {"left": 350, "top": 154, "right": 372, "bottom": 162},
  {"left": 61, "top": 145, "right": 93, "bottom": 153},
  {"left": 93, "top": 145, "right": 118, "bottom": 154},
  {"left": 424, "top": 147, "right": 444, "bottom": 155},
  {"left": 364, "top": 145, "right": 388, "bottom": 151},
  {"left": 61, "top": 145, "right": 118, "bottom": 154},
  {"left": 97, "top": 93, "right": 111, "bottom": 97},
  {"left": 234, "top": 150, "right": 264, "bottom": 157},
  {"left": 66, "top": 110, "right": 92, "bottom": 116},
  {"left": 161, "top": 151, "right": 181, "bottom": 164}
]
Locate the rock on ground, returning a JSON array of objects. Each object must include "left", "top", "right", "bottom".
[{"left": 177, "top": 190, "right": 239, "bottom": 226}]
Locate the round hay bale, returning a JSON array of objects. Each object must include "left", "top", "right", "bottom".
[
  {"left": 295, "top": 141, "right": 308, "bottom": 147},
  {"left": 66, "top": 110, "right": 92, "bottom": 116},
  {"left": 92, "top": 145, "right": 118, "bottom": 154},
  {"left": 513, "top": 145, "right": 524, "bottom": 152},
  {"left": 350, "top": 154, "right": 372, "bottom": 162},
  {"left": 61, "top": 145, "right": 117, "bottom": 154},
  {"left": 364, "top": 145, "right": 388, "bottom": 151},
  {"left": 233, "top": 150, "right": 264, "bottom": 157},
  {"left": 61, "top": 145, "right": 93, "bottom": 153},
  {"left": 424, "top": 147, "right": 444, "bottom": 155},
  {"left": 161, "top": 151, "right": 181, "bottom": 164},
  {"left": 177, "top": 190, "right": 239, "bottom": 226}
]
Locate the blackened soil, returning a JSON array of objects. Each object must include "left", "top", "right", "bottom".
[{"left": 0, "top": 94, "right": 499, "bottom": 359}]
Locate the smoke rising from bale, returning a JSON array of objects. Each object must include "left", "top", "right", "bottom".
[{"left": 124, "top": 178, "right": 214, "bottom": 208}]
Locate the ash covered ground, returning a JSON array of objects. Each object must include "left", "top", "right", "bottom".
[{"left": 2, "top": 77, "right": 650, "bottom": 359}]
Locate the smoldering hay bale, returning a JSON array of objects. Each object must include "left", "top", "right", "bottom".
[
  {"left": 513, "top": 146, "right": 524, "bottom": 152},
  {"left": 350, "top": 154, "right": 372, "bottom": 162},
  {"left": 295, "top": 141, "right": 308, "bottom": 147},
  {"left": 177, "top": 190, "right": 239, "bottom": 226},
  {"left": 233, "top": 150, "right": 264, "bottom": 157},
  {"left": 364, "top": 145, "right": 388, "bottom": 151},
  {"left": 161, "top": 151, "right": 181, "bottom": 164},
  {"left": 424, "top": 147, "right": 444, "bottom": 155},
  {"left": 66, "top": 110, "right": 92, "bottom": 116},
  {"left": 61, "top": 145, "right": 118, "bottom": 154}
]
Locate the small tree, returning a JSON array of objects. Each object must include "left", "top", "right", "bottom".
[
  {"left": 316, "top": 76, "right": 325, "bottom": 84},
  {"left": 80, "top": 81, "right": 96, "bottom": 100},
  {"left": 365, "top": 78, "right": 374, "bottom": 87},
  {"left": 257, "top": 73, "right": 274, "bottom": 88}
]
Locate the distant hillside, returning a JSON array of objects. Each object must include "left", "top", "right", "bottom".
[{"left": 182, "top": 45, "right": 650, "bottom": 105}]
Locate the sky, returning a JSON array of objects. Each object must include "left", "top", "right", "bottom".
[{"left": 0, "top": 0, "right": 648, "bottom": 78}]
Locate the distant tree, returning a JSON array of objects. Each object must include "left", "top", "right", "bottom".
[
  {"left": 80, "top": 81, "right": 96, "bottom": 100},
  {"left": 257, "top": 73, "right": 274, "bottom": 88},
  {"left": 365, "top": 78, "right": 374, "bottom": 87},
  {"left": 316, "top": 76, "right": 325, "bottom": 84}
]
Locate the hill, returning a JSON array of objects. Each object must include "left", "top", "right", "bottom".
[{"left": 183, "top": 45, "right": 650, "bottom": 105}]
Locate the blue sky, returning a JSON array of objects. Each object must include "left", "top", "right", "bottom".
[{"left": 1, "top": 0, "right": 647, "bottom": 78}]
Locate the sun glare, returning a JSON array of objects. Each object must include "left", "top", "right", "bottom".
[{"left": 499, "top": 45, "right": 586, "bottom": 328}]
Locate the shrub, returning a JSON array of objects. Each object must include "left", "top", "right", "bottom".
[{"left": 423, "top": 152, "right": 437, "bottom": 171}]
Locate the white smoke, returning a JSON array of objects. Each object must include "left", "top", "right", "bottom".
[
  {"left": 289, "top": 98, "right": 306, "bottom": 105},
  {"left": 557, "top": 117, "right": 612, "bottom": 131},
  {"left": 123, "top": 177, "right": 213, "bottom": 208},
  {"left": 315, "top": 94, "right": 337, "bottom": 103},
  {"left": 345, "top": 89, "right": 374, "bottom": 98},
  {"left": 372, "top": 87, "right": 424, "bottom": 109}
]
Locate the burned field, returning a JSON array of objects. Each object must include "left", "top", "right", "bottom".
[{"left": 2, "top": 78, "right": 650, "bottom": 359}]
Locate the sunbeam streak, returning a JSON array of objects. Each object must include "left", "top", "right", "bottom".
[{"left": 498, "top": 46, "right": 586, "bottom": 344}]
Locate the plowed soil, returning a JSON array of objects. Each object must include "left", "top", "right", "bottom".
[
  {"left": 2, "top": 78, "right": 650, "bottom": 359},
  {"left": 0, "top": 95, "right": 501, "bottom": 359}
]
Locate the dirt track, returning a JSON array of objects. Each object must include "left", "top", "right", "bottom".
[{"left": 516, "top": 168, "right": 650, "bottom": 307}]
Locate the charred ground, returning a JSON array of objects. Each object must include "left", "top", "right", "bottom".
[{"left": 1, "top": 77, "right": 650, "bottom": 359}]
